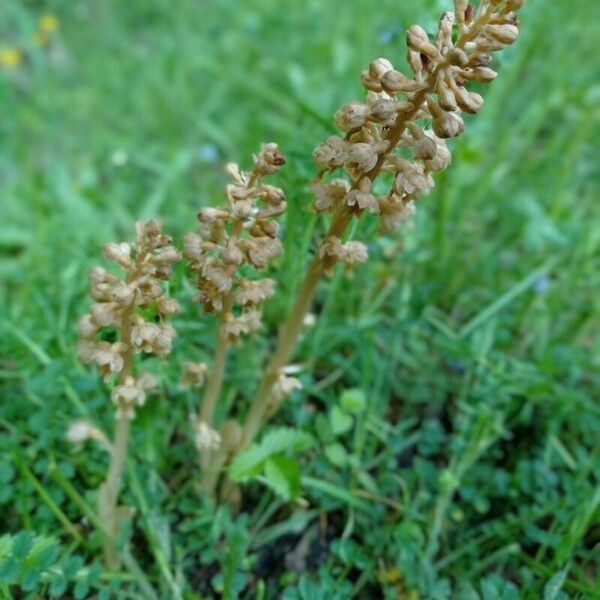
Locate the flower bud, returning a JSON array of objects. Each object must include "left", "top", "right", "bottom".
[
  {"left": 254, "top": 143, "right": 285, "bottom": 175},
  {"left": 157, "top": 296, "right": 180, "bottom": 316},
  {"left": 406, "top": 25, "right": 441, "bottom": 60},
  {"left": 425, "top": 140, "right": 452, "bottom": 172},
  {"left": 447, "top": 48, "right": 469, "bottom": 66},
  {"left": 313, "top": 136, "right": 349, "bottom": 170},
  {"left": 361, "top": 71, "right": 382, "bottom": 92},
  {"left": 381, "top": 70, "right": 422, "bottom": 93},
  {"left": 66, "top": 420, "right": 96, "bottom": 444},
  {"left": 258, "top": 184, "right": 285, "bottom": 204},
  {"left": 453, "top": 87, "right": 484, "bottom": 114},
  {"left": 222, "top": 242, "right": 244, "bottom": 266},
  {"left": 428, "top": 100, "right": 464, "bottom": 139},
  {"left": 485, "top": 24, "right": 519, "bottom": 45},
  {"left": 335, "top": 102, "right": 370, "bottom": 131},
  {"left": 369, "top": 98, "right": 399, "bottom": 125},
  {"left": 437, "top": 80, "right": 458, "bottom": 112},
  {"left": 198, "top": 207, "right": 230, "bottom": 223},
  {"left": 181, "top": 362, "right": 208, "bottom": 388},
  {"left": 78, "top": 315, "right": 98, "bottom": 338},
  {"left": 507, "top": 0, "right": 525, "bottom": 9},
  {"left": 151, "top": 246, "right": 181, "bottom": 265},
  {"left": 103, "top": 242, "right": 132, "bottom": 269},
  {"left": 368, "top": 57, "right": 394, "bottom": 80},
  {"left": 454, "top": 0, "right": 468, "bottom": 24},
  {"left": 463, "top": 66, "right": 498, "bottom": 82}
]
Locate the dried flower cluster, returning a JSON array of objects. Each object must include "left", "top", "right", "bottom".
[
  {"left": 71, "top": 0, "right": 527, "bottom": 534},
  {"left": 184, "top": 144, "right": 290, "bottom": 451},
  {"left": 75, "top": 220, "right": 180, "bottom": 567},
  {"left": 184, "top": 143, "right": 286, "bottom": 343},
  {"left": 240, "top": 0, "right": 525, "bottom": 457},
  {"left": 78, "top": 221, "right": 180, "bottom": 418},
  {"left": 310, "top": 0, "right": 523, "bottom": 267}
]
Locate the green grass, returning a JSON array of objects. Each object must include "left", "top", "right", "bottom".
[{"left": 1, "top": 0, "right": 599, "bottom": 597}]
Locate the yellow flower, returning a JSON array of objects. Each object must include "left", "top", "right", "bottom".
[
  {"left": 34, "top": 13, "right": 59, "bottom": 46},
  {"left": 39, "top": 13, "right": 59, "bottom": 34},
  {"left": 0, "top": 47, "right": 23, "bottom": 69}
]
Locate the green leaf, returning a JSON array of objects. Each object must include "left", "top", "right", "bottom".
[
  {"left": 263, "top": 456, "right": 301, "bottom": 500},
  {"left": 49, "top": 575, "right": 68, "bottom": 598},
  {"left": 0, "top": 461, "right": 15, "bottom": 484},
  {"left": 339, "top": 389, "right": 367, "bottom": 414},
  {"left": 329, "top": 406, "right": 353, "bottom": 436},
  {"left": 74, "top": 581, "right": 90, "bottom": 599},
  {"left": 11, "top": 531, "right": 34, "bottom": 560},
  {"left": 21, "top": 566, "right": 42, "bottom": 592},
  {"left": 0, "top": 557, "right": 18, "bottom": 584},
  {"left": 63, "top": 555, "right": 84, "bottom": 579},
  {"left": 543, "top": 568, "right": 568, "bottom": 600},
  {"left": 230, "top": 428, "right": 312, "bottom": 481},
  {"left": 0, "top": 536, "right": 11, "bottom": 560},
  {"left": 324, "top": 443, "right": 348, "bottom": 467}
]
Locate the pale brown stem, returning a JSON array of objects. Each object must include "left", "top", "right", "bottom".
[
  {"left": 240, "top": 204, "right": 353, "bottom": 447},
  {"left": 101, "top": 298, "right": 135, "bottom": 568},
  {"left": 100, "top": 250, "right": 144, "bottom": 567},
  {"left": 199, "top": 296, "right": 233, "bottom": 427}
]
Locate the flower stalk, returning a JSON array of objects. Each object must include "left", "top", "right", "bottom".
[
  {"left": 75, "top": 220, "right": 180, "bottom": 566},
  {"left": 240, "top": 0, "right": 526, "bottom": 450},
  {"left": 183, "top": 144, "right": 288, "bottom": 487}
]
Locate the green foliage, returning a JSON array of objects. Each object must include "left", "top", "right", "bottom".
[
  {"left": 230, "top": 428, "right": 313, "bottom": 500},
  {"left": 1, "top": 0, "right": 599, "bottom": 597}
]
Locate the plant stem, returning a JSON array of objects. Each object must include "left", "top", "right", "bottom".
[
  {"left": 102, "top": 414, "right": 130, "bottom": 567},
  {"left": 199, "top": 296, "right": 232, "bottom": 427},
  {"left": 241, "top": 204, "right": 352, "bottom": 446},
  {"left": 100, "top": 270, "right": 137, "bottom": 567},
  {"left": 238, "top": 7, "right": 499, "bottom": 451},
  {"left": 240, "top": 93, "right": 433, "bottom": 450}
]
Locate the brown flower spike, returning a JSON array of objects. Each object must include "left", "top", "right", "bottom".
[
  {"left": 184, "top": 144, "right": 289, "bottom": 464},
  {"left": 240, "top": 0, "right": 526, "bottom": 455},
  {"left": 75, "top": 220, "right": 180, "bottom": 565}
]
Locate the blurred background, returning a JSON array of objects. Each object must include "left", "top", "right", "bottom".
[{"left": 1, "top": 0, "right": 599, "bottom": 597}]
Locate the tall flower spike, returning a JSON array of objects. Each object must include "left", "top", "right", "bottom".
[
  {"left": 75, "top": 220, "right": 180, "bottom": 566},
  {"left": 240, "top": 0, "right": 526, "bottom": 453},
  {"left": 185, "top": 143, "right": 287, "bottom": 457}
]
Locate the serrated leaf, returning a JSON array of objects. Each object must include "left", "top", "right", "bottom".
[
  {"left": 86, "top": 562, "right": 103, "bottom": 585},
  {"left": 63, "top": 555, "right": 84, "bottom": 579},
  {"left": 0, "top": 536, "right": 11, "bottom": 559},
  {"left": 29, "top": 536, "right": 59, "bottom": 571},
  {"left": 329, "top": 406, "right": 353, "bottom": 436},
  {"left": 543, "top": 568, "right": 568, "bottom": 600},
  {"left": 21, "top": 566, "right": 42, "bottom": 592},
  {"left": 74, "top": 581, "right": 90, "bottom": 599},
  {"left": 12, "top": 531, "right": 34, "bottom": 560},
  {"left": 339, "top": 389, "right": 367, "bottom": 414},
  {"left": 0, "top": 557, "right": 18, "bottom": 584},
  {"left": 263, "top": 456, "right": 301, "bottom": 500},
  {"left": 49, "top": 575, "right": 68, "bottom": 598}
]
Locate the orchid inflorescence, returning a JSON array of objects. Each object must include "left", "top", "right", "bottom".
[{"left": 72, "top": 0, "right": 525, "bottom": 562}]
